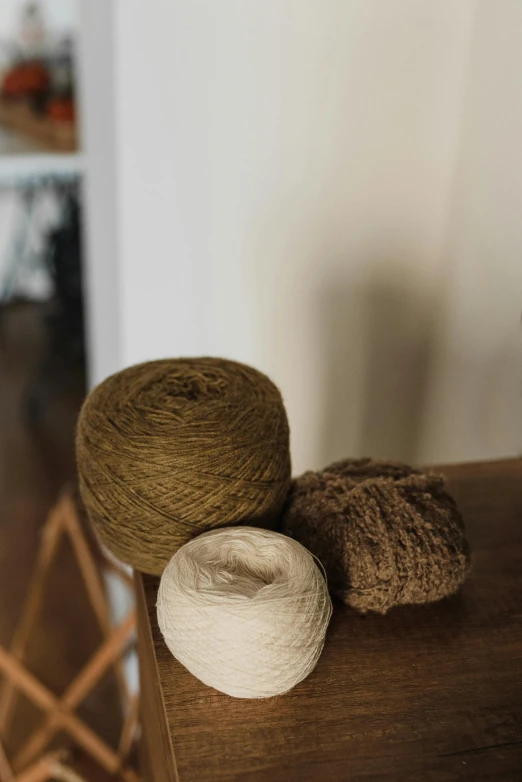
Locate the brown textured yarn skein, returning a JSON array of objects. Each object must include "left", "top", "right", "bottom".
[
  {"left": 76, "top": 358, "right": 291, "bottom": 575},
  {"left": 282, "top": 458, "right": 470, "bottom": 614}
]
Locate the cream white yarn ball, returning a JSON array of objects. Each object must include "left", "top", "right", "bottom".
[{"left": 157, "top": 527, "right": 332, "bottom": 698}]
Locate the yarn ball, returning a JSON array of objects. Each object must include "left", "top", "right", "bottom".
[
  {"left": 157, "top": 527, "right": 332, "bottom": 698},
  {"left": 282, "top": 458, "right": 471, "bottom": 615},
  {"left": 76, "top": 358, "right": 291, "bottom": 575}
]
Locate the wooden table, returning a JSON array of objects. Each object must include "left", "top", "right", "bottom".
[{"left": 135, "top": 459, "right": 522, "bottom": 781}]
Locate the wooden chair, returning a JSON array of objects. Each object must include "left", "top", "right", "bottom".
[{"left": 0, "top": 488, "right": 140, "bottom": 782}]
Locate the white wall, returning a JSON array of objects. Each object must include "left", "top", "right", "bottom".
[
  {"left": 205, "top": 1, "right": 475, "bottom": 471},
  {"left": 78, "top": 0, "right": 121, "bottom": 385},
  {"left": 0, "top": 0, "right": 78, "bottom": 38},
  {"left": 81, "top": 0, "right": 481, "bottom": 473},
  {"left": 0, "top": 0, "right": 78, "bottom": 65},
  {"left": 419, "top": 0, "right": 522, "bottom": 464}
]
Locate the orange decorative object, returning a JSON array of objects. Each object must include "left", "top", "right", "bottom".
[
  {"left": 47, "top": 98, "right": 75, "bottom": 124},
  {"left": 2, "top": 63, "right": 49, "bottom": 98}
]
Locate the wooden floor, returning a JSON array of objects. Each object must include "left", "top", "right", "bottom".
[{"left": 0, "top": 302, "right": 122, "bottom": 776}]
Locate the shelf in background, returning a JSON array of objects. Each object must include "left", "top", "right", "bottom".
[
  {"left": 0, "top": 122, "right": 45, "bottom": 155},
  {"left": 0, "top": 100, "right": 77, "bottom": 152},
  {"left": 0, "top": 147, "right": 84, "bottom": 185},
  {"left": 0, "top": 109, "right": 82, "bottom": 184}
]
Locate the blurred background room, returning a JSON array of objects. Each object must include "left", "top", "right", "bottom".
[{"left": 0, "top": 0, "right": 522, "bottom": 779}]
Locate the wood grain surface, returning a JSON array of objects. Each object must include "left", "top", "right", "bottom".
[{"left": 136, "top": 459, "right": 522, "bottom": 782}]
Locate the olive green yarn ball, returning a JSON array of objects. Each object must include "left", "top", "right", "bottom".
[{"left": 76, "top": 358, "right": 292, "bottom": 574}]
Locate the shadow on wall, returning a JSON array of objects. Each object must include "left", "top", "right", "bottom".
[{"left": 316, "top": 262, "right": 441, "bottom": 468}]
